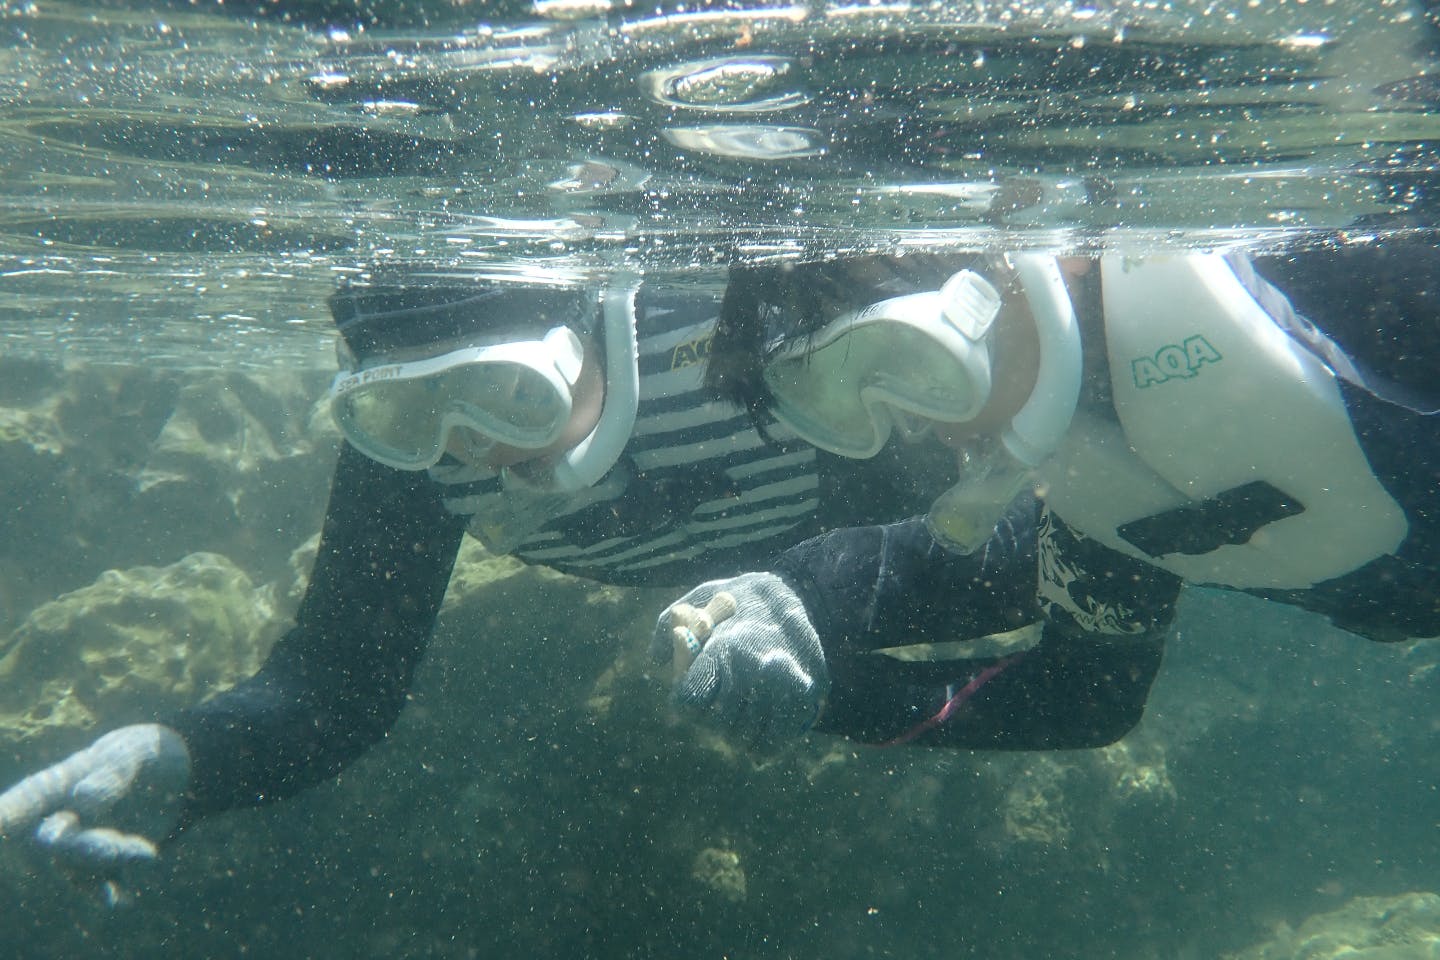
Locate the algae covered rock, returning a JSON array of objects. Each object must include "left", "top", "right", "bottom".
[
  {"left": 0, "top": 358, "right": 337, "bottom": 633},
  {"left": 1226, "top": 892, "right": 1440, "bottom": 960},
  {"left": 0, "top": 552, "right": 281, "bottom": 747},
  {"left": 132, "top": 369, "right": 338, "bottom": 565},
  {"left": 691, "top": 847, "right": 747, "bottom": 903},
  {"left": 1001, "top": 756, "right": 1073, "bottom": 846}
]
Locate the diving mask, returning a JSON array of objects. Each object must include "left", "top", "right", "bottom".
[
  {"left": 762, "top": 255, "right": 1082, "bottom": 553},
  {"left": 329, "top": 325, "right": 585, "bottom": 472},
  {"left": 763, "top": 269, "right": 1004, "bottom": 459}
]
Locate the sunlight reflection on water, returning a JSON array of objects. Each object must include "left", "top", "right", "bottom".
[{"left": 0, "top": 0, "right": 1434, "bottom": 364}]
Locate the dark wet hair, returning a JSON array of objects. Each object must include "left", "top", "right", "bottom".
[
  {"left": 329, "top": 281, "right": 596, "bottom": 365},
  {"left": 703, "top": 252, "right": 991, "bottom": 419}
]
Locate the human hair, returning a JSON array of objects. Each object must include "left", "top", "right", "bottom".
[{"left": 329, "top": 280, "right": 597, "bottom": 366}]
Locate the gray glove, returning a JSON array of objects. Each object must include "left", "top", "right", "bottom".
[
  {"left": 653, "top": 572, "right": 829, "bottom": 753},
  {"left": 0, "top": 723, "right": 191, "bottom": 903}
]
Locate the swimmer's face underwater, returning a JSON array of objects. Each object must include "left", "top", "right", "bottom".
[
  {"left": 329, "top": 312, "right": 606, "bottom": 474},
  {"left": 759, "top": 261, "right": 1047, "bottom": 459},
  {"left": 445, "top": 335, "right": 606, "bottom": 472},
  {"left": 739, "top": 254, "right": 1081, "bottom": 552}
]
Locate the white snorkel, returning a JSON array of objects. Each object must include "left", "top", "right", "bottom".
[
  {"left": 1003, "top": 254, "right": 1084, "bottom": 465},
  {"left": 503, "top": 271, "right": 641, "bottom": 494},
  {"left": 927, "top": 254, "right": 1082, "bottom": 553}
]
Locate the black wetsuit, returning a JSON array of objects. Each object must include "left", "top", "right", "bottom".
[{"left": 168, "top": 241, "right": 1440, "bottom": 818}]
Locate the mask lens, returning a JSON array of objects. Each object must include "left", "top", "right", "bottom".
[
  {"left": 445, "top": 361, "right": 572, "bottom": 438},
  {"left": 765, "top": 322, "right": 984, "bottom": 458},
  {"left": 335, "top": 377, "right": 447, "bottom": 468},
  {"left": 332, "top": 333, "right": 579, "bottom": 470}
]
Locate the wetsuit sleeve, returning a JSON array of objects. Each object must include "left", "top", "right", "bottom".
[
  {"left": 167, "top": 442, "right": 468, "bottom": 820},
  {"left": 771, "top": 501, "right": 1179, "bottom": 749}
]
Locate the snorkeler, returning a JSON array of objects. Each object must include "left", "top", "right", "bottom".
[
  {"left": 0, "top": 265, "right": 960, "bottom": 891},
  {"left": 653, "top": 241, "right": 1440, "bottom": 749},
  {"left": 2, "top": 240, "right": 1434, "bottom": 892}
]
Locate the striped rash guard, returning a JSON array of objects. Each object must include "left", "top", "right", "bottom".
[{"left": 431, "top": 290, "right": 826, "bottom": 582}]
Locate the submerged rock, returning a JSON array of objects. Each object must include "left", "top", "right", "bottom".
[
  {"left": 0, "top": 359, "right": 336, "bottom": 634},
  {"left": 691, "top": 847, "right": 747, "bottom": 903},
  {"left": 1001, "top": 756, "right": 1073, "bottom": 846},
  {"left": 0, "top": 552, "right": 281, "bottom": 747},
  {"left": 1226, "top": 892, "right": 1440, "bottom": 960}
]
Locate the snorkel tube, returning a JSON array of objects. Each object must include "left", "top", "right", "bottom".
[
  {"left": 1002, "top": 255, "right": 1083, "bottom": 466},
  {"left": 927, "top": 255, "right": 1082, "bottom": 552},
  {"left": 504, "top": 272, "right": 642, "bottom": 494}
]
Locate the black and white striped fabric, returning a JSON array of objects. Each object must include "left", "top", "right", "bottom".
[{"left": 429, "top": 293, "right": 824, "bottom": 586}]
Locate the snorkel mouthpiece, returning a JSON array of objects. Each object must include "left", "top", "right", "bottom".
[{"left": 927, "top": 445, "right": 1033, "bottom": 552}]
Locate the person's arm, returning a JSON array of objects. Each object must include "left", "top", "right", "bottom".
[
  {"left": 1246, "top": 238, "right": 1440, "bottom": 411},
  {"left": 1240, "top": 241, "right": 1440, "bottom": 642},
  {"left": 167, "top": 442, "right": 468, "bottom": 820},
  {"left": 772, "top": 502, "right": 1179, "bottom": 749}
]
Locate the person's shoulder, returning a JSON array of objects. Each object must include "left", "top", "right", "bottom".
[{"left": 1246, "top": 237, "right": 1440, "bottom": 403}]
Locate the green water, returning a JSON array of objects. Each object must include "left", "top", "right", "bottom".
[{"left": 0, "top": 1, "right": 1437, "bottom": 957}]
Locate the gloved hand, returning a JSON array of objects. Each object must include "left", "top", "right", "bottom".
[
  {"left": 0, "top": 723, "right": 191, "bottom": 904},
  {"left": 652, "top": 572, "right": 829, "bottom": 753}
]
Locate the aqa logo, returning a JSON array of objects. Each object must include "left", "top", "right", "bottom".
[{"left": 1131, "top": 335, "right": 1223, "bottom": 388}]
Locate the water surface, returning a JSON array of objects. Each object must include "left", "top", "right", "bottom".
[{"left": 1, "top": 0, "right": 1434, "bottom": 363}]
